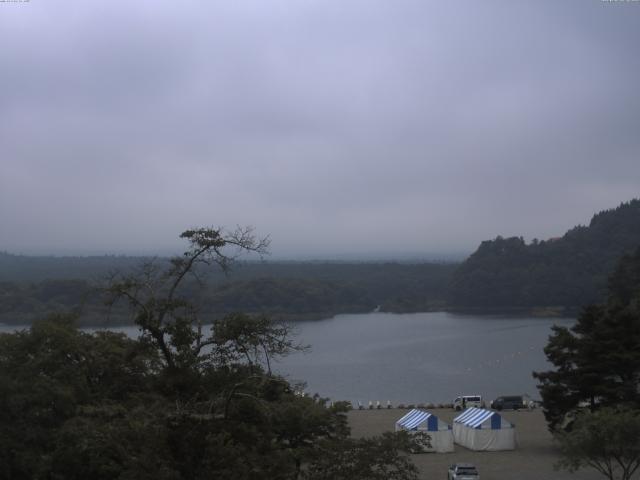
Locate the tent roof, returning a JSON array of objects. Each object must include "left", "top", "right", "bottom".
[
  {"left": 396, "top": 409, "right": 437, "bottom": 430},
  {"left": 454, "top": 407, "right": 512, "bottom": 429}
]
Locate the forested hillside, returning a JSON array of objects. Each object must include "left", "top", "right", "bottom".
[
  {"left": 0, "top": 259, "right": 455, "bottom": 325},
  {"left": 449, "top": 199, "right": 640, "bottom": 312},
  {"left": 2, "top": 199, "right": 639, "bottom": 324}
]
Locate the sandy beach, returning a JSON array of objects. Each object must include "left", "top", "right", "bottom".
[{"left": 348, "top": 408, "right": 611, "bottom": 480}]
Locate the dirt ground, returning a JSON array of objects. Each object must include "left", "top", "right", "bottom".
[{"left": 347, "top": 408, "right": 613, "bottom": 480}]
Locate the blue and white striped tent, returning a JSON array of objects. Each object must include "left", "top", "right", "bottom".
[
  {"left": 395, "top": 409, "right": 454, "bottom": 452},
  {"left": 453, "top": 407, "right": 516, "bottom": 451}
]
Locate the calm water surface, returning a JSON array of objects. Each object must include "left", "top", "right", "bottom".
[
  {"left": 1, "top": 312, "right": 571, "bottom": 406},
  {"left": 273, "top": 312, "right": 571, "bottom": 405}
]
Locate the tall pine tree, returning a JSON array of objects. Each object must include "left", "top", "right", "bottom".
[{"left": 534, "top": 247, "right": 640, "bottom": 430}]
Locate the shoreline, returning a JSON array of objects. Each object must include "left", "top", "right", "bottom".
[{"left": 0, "top": 306, "right": 577, "bottom": 327}]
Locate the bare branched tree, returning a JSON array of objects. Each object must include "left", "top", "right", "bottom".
[{"left": 104, "top": 226, "right": 270, "bottom": 370}]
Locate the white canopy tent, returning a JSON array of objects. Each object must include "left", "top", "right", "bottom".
[
  {"left": 395, "top": 409, "right": 454, "bottom": 453},
  {"left": 453, "top": 407, "right": 516, "bottom": 451}
]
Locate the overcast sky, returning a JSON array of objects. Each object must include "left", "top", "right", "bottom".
[{"left": 1, "top": 1, "right": 638, "bottom": 259}]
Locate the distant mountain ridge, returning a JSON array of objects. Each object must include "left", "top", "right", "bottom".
[
  {"left": 449, "top": 199, "right": 640, "bottom": 312},
  {"left": 1, "top": 199, "right": 639, "bottom": 323}
]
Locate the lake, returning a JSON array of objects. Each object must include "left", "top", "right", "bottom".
[
  {"left": 272, "top": 312, "right": 571, "bottom": 406},
  {"left": 0, "top": 312, "right": 571, "bottom": 406}
]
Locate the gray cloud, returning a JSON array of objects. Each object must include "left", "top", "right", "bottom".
[{"left": 1, "top": 0, "right": 639, "bottom": 258}]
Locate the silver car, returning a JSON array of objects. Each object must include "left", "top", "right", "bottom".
[{"left": 448, "top": 463, "right": 480, "bottom": 480}]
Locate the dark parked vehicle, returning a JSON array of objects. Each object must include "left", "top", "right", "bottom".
[{"left": 490, "top": 395, "right": 524, "bottom": 411}]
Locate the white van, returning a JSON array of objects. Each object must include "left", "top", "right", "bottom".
[{"left": 453, "top": 395, "right": 483, "bottom": 411}]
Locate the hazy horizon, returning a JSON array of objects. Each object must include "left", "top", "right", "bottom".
[
  {"left": 1, "top": 244, "right": 468, "bottom": 262},
  {"left": 0, "top": 199, "right": 629, "bottom": 260},
  {"left": 2, "top": 1, "right": 639, "bottom": 258}
]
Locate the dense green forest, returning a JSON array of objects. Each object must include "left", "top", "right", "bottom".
[
  {"left": 2, "top": 199, "right": 639, "bottom": 325},
  {"left": 449, "top": 199, "right": 640, "bottom": 313},
  {"left": 0, "top": 257, "right": 455, "bottom": 325}
]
